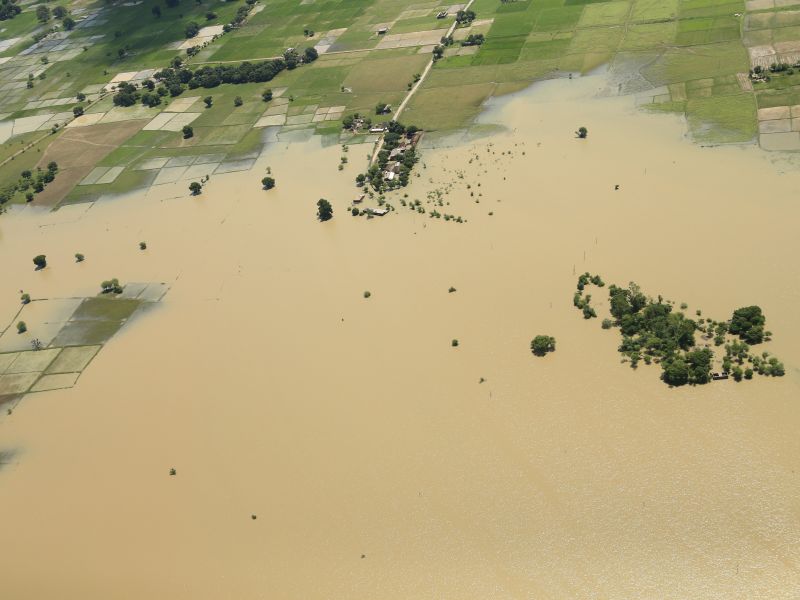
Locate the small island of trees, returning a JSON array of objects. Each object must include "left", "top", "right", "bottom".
[
  {"left": 572, "top": 274, "right": 785, "bottom": 386},
  {"left": 32, "top": 254, "right": 47, "bottom": 270},
  {"left": 317, "top": 198, "right": 333, "bottom": 221},
  {"left": 531, "top": 335, "right": 556, "bottom": 356}
]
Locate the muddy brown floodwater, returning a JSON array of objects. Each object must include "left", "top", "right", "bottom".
[{"left": 1, "top": 74, "right": 799, "bottom": 599}]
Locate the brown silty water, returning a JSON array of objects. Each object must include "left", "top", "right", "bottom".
[{"left": 1, "top": 73, "right": 799, "bottom": 599}]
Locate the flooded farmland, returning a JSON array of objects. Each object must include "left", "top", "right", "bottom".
[{"left": 1, "top": 74, "right": 799, "bottom": 599}]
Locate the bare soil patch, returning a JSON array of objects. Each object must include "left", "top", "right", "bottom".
[{"left": 33, "top": 120, "right": 147, "bottom": 206}]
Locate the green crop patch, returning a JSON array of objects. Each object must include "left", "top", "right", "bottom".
[
  {"left": 631, "top": 0, "right": 679, "bottom": 22},
  {"left": 71, "top": 297, "right": 141, "bottom": 322},
  {"left": 686, "top": 93, "right": 757, "bottom": 143},
  {"left": 534, "top": 6, "right": 584, "bottom": 32},
  {"left": 578, "top": 2, "right": 632, "bottom": 28}
]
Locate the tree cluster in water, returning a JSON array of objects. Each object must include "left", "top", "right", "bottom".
[
  {"left": 362, "top": 121, "right": 420, "bottom": 191},
  {"left": 573, "top": 273, "right": 784, "bottom": 386}
]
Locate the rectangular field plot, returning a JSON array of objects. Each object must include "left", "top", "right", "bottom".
[
  {"left": 0, "top": 372, "right": 39, "bottom": 395},
  {"left": 0, "top": 353, "right": 18, "bottom": 373},
  {"left": 46, "top": 345, "right": 100, "bottom": 374},
  {"left": 30, "top": 372, "right": 80, "bottom": 392},
  {"left": 6, "top": 349, "right": 61, "bottom": 373},
  {"left": 50, "top": 320, "right": 126, "bottom": 347},
  {"left": 161, "top": 113, "right": 202, "bottom": 132},
  {"left": 578, "top": 1, "right": 632, "bottom": 27},
  {"left": 631, "top": 0, "right": 679, "bottom": 22}
]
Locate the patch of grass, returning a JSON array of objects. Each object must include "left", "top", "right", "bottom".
[
  {"left": 631, "top": 0, "right": 679, "bottom": 22},
  {"left": 404, "top": 82, "right": 496, "bottom": 130},
  {"left": 578, "top": 1, "right": 632, "bottom": 28},
  {"left": 686, "top": 93, "right": 757, "bottom": 143},
  {"left": 71, "top": 297, "right": 142, "bottom": 321}
]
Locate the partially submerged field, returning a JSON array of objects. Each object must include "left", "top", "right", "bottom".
[
  {"left": 1, "top": 73, "right": 799, "bottom": 598},
  {"left": 0, "top": 0, "right": 785, "bottom": 209}
]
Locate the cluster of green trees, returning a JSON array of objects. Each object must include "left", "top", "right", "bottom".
[
  {"left": 152, "top": 49, "right": 316, "bottom": 95},
  {"left": 531, "top": 335, "right": 556, "bottom": 356},
  {"left": 100, "top": 278, "right": 123, "bottom": 294},
  {"left": 0, "top": 0, "right": 21, "bottom": 21},
  {"left": 360, "top": 121, "right": 420, "bottom": 191},
  {"left": 572, "top": 272, "right": 603, "bottom": 319},
  {"left": 575, "top": 275, "right": 785, "bottom": 386},
  {"left": 0, "top": 163, "right": 59, "bottom": 206},
  {"left": 224, "top": 0, "right": 257, "bottom": 31},
  {"left": 729, "top": 305, "right": 766, "bottom": 344},
  {"left": 317, "top": 198, "right": 333, "bottom": 221},
  {"left": 112, "top": 81, "right": 167, "bottom": 107},
  {"left": 462, "top": 34, "right": 485, "bottom": 47},
  {"left": 185, "top": 21, "right": 200, "bottom": 39},
  {"left": 35, "top": 4, "right": 50, "bottom": 23},
  {"left": 20, "top": 163, "right": 59, "bottom": 197},
  {"left": 455, "top": 9, "right": 476, "bottom": 25},
  {"left": 342, "top": 113, "right": 372, "bottom": 131}
]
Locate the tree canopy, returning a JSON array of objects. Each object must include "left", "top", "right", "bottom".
[
  {"left": 729, "top": 306, "right": 765, "bottom": 344},
  {"left": 0, "top": 0, "right": 22, "bottom": 21},
  {"left": 574, "top": 275, "right": 784, "bottom": 386},
  {"left": 317, "top": 198, "right": 333, "bottom": 221},
  {"left": 531, "top": 335, "right": 556, "bottom": 356}
]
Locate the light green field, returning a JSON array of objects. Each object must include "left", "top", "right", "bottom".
[{"left": 0, "top": 0, "right": 778, "bottom": 207}]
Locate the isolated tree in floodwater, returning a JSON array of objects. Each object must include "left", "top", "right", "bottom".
[
  {"left": 317, "top": 198, "right": 333, "bottom": 221},
  {"left": 189, "top": 181, "right": 202, "bottom": 195},
  {"left": 576, "top": 126, "right": 588, "bottom": 139},
  {"left": 531, "top": 335, "right": 556, "bottom": 356},
  {"left": 262, "top": 177, "right": 275, "bottom": 190},
  {"left": 32, "top": 254, "right": 47, "bottom": 269}
]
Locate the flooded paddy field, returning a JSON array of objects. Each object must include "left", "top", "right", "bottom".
[{"left": 1, "top": 74, "right": 799, "bottom": 599}]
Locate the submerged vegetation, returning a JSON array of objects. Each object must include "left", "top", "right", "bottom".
[
  {"left": 32, "top": 254, "right": 47, "bottom": 270},
  {"left": 317, "top": 198, "right": 333, "bottom": 222},
  {"left": 362, "top": 121, "right": 421, "bottom": 192},
  {"left": 531, "top": 335, "right": 556, "bottom": 356},
  {"left": 100, "top": 278, "right": 123, "bottom": 294},
  {"left": 573, "top": 274, "right": 784, "bottom": 386}
]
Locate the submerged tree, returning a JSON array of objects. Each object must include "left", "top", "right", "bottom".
[
  {"left": 261, "top": 176, "right": 275, "bottom": 190},
  {"left": 189, "top": 181, "right": 202, "bottom": 195},
  {"left": 531, "top": 335, "right": 556, "bottom": 356},
  {"left": 576, "top": 126, "right": 588, "bottom": 139},
  {"left": 100, "top": 278, "right": 123, "bottom": 294},
  {"left": 32, "top": 254, "right": 47, "bottom": 269},
  {"left": 317, "top": 198, "right": 333, "bottom": 221},
  {"left": 729, "top": 305, "right": 766, "bottom": 345}
]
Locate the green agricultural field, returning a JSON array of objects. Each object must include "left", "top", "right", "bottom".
[{"left": 0, "top": 0, "right": 788, "bottom": 208}]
